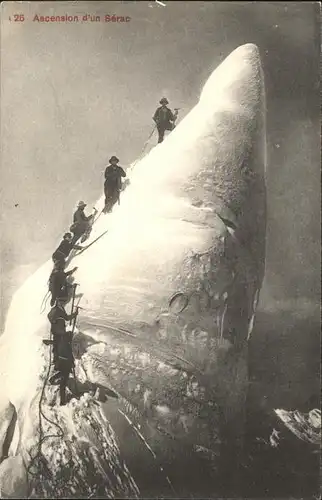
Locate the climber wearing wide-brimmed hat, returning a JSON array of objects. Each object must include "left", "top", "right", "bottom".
[
  {"left": 109, "top": 155, "right": 119, "bottom": 163},
  {"left": 45, "top": 299, "right": 78, "bottom": 373},
  {"left": 103, "top": 155, "right": 126, "bottom": 214},
  {"left": 153, "top": 97, "right": 179, "bottom": 143},
  {"left": 70, "top": 200, "right": 97, "bottom": 245},
  {"left": 48, "top": 260, "right": 78, "bottom": 307}
]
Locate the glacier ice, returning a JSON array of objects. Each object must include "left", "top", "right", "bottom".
[
  {"left": 0, "top": 43, "right": 266, "bottom": 498},
  {"left": 0, "top": 396, "right": 16, "bottom": 462}
]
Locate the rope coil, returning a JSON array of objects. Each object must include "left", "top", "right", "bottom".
[
  {"left": 25, "top": 123, "right": 182, "bottom": 495},
  {"left": 26, "top": 290, "right": 82, "bottom": 495}
]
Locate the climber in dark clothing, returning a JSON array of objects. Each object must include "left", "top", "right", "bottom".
[
  {"left": 52, "top": 232, "right": 83, "bottom": 265},
  {"left": 48, "top": 261, "right": 78, "bottom": 307},
  {"left": 70, "top": 201, "right": 97, "bottom": 245},
  {"left": 153, "top": 98, "right": 179, "bottom": 143},
  {"left": 46, "top": 299, "right": 78, "bottom": 370},
  {"left": 103, "top": 156, "right": 126, "bottom": 213},
  {"left": 53, "top": 331, "right": 75, "bottom": 406}
]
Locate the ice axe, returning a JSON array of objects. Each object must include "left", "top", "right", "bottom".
[
  {"left": 71, "top": 295, "right": 83, "bottom": 333},
  {"left": 90, "top": 207, "right": 98, "bottom": 223},
  {"left": 173, "top": 108, "right": 180, "bottom": 122},
  {"left": 70, "top": 283, "right": 78, "bottom": 326},
  {"left": 42, "top": 339, "right": 53, "bottom": 346}
]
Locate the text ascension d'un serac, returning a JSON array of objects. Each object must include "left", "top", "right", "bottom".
[{"left": 33, "top": 14, "right": 131, "bottom": 23}]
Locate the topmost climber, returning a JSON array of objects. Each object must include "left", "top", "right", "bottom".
[{"left": 153, "top": 97, "right": 179, "bottom": 143}]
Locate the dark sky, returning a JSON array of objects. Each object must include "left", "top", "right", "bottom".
[{"left": 0, "top": 1, "right": 320, "bottom": 329}]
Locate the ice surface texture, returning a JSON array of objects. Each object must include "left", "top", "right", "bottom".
[{"left": 0, "top": 43, "right": 266, "bottom": 498}]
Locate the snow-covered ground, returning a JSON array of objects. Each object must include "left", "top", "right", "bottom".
[{"left": 0, "top": 43, "right": 267, "bottom": 498}]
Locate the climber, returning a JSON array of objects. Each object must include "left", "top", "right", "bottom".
[
  {"left": 50, "top": 330, "right": 76, "bottom": 406},
  {"left": 153, "top": 98, "right": 179, "bottom": 143},
  {"left": 48, "top": 261, "right": 78, "bottom": 307},
  {"left": 103, "top": 156, "right": 126, "bottom": 213},
  {"left": 70, "top": 201, "right": 97, "bottom": 244},
  {"left": 46, "top": 298, "right": 78, "bottom": 370},
  {"left": 52, "top": 232, "right": 83, "bottom": 265}
]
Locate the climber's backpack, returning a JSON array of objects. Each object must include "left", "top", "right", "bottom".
[
  {"left": 47, "top": 306, "right": 57, "bottom": 323},
  {"left": 48, "top": 270, "right": 62, "bottom": 294}
]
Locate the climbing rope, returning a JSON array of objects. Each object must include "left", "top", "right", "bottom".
[
  {"left": 40, "top": 290, "right": 51, "bottom": 314},
  {"left": 26, "top": 334, "right": 65, "bottom": 491},
  {"left": 26, "top": 291, "right": 82, "bottom": 494},
  {"left": 131, "top": 125, "right": 156, "bottom": 168},
  {"left": 27, "top": 119, "right": 187, "bottom": 494}
]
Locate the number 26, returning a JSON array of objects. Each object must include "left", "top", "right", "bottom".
[{"left": 14, "top": 14, "right": 25, "bottom": 22}]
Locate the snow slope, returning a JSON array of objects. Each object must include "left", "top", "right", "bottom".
[{"left": 0, "top": 43, "right": 266, "bottom": 498}]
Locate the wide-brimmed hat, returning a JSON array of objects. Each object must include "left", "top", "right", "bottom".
[
  {"left": 159, "top": 97, "right": 169, "bottom": 104},
  {"left": 109, "top": 156, "right": 119, "bottom": 163},
  {"left": 77, "top": 200, "right": 87, "bottom": 208}
]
